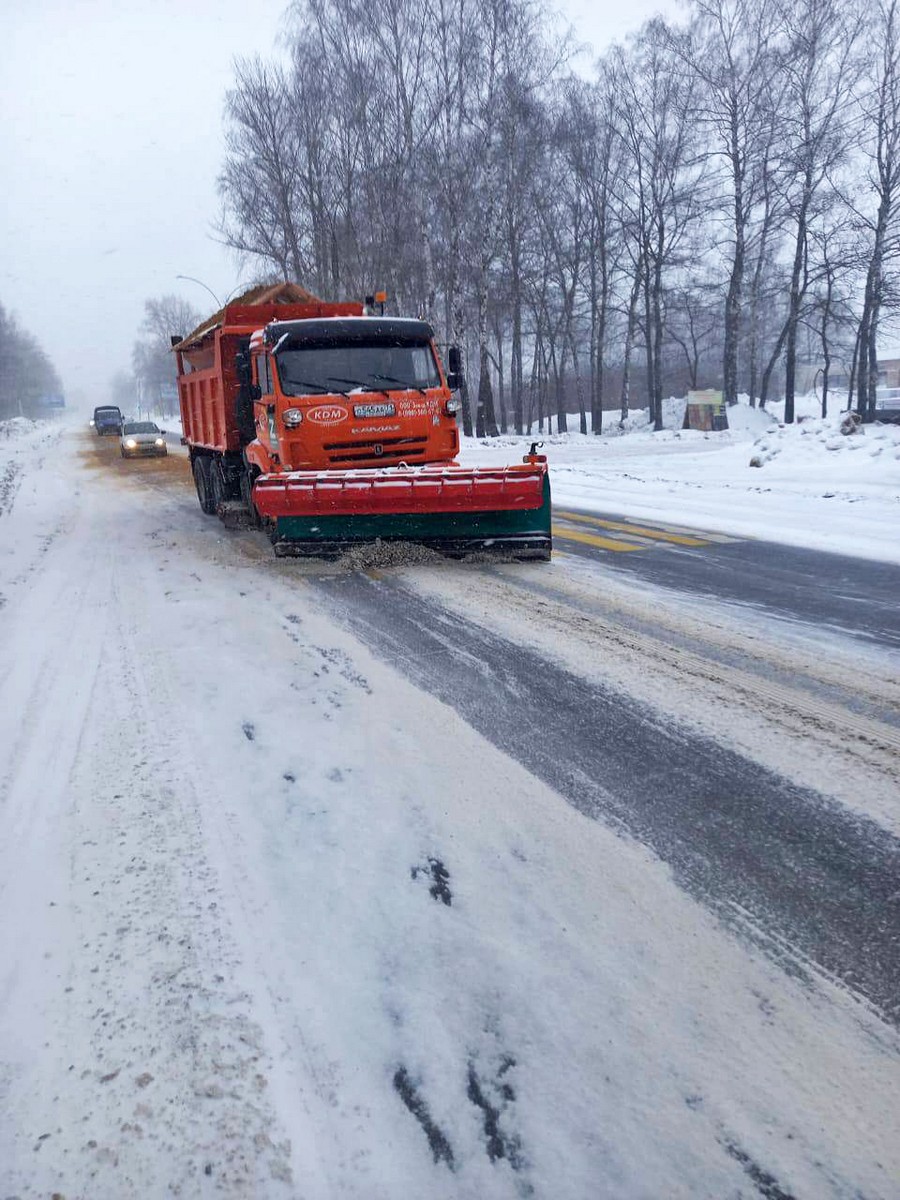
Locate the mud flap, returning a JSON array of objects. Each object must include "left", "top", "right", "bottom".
[{"left": 216, "top": 500, "right": 257, "bottom": 530}]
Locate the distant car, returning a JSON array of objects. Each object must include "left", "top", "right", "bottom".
[
  {"left": 874, "top": 387, "right": 900, "bottom": 423},
  {"left": 120, "top": 421, "right": 168, "bottom": 458},
  {"left": 92, "top": 405, "right": 123, "bottom": 435}
]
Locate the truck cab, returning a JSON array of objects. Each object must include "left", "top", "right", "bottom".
[{"left": 244, "top": 317, "right": 460, "bottom": 477}]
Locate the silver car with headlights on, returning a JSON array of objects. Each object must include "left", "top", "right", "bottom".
[{"left": 120, "top": 421, "right": 168, "bottom": 458}]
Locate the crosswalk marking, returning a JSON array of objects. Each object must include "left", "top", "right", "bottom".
[
  {"left": 551, "top": 524, "right": 645, "bottom": 552},
  {"left": 551, "top": 509, "right": 742, "bottom": 555},
  {"left": 554, "top": 511, "right": 709, "bottom": 547}
]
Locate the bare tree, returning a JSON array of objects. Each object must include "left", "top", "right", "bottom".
[
  {"left": 219, "top": 59, "right": 310, "bottom": 282},
  {"left": 668, "top": 274, "right": 720, "bottom": 387},
  {"left": 564, "top": 70, "right": 626, "bottom": 434},
  {"left": 213, "top": 0, "right": 900, "bottom": 437},
  {"left": 853, "top": 0, "right": 900, "bottom": 420},
  {"left": 133, "top": 295, "right": 201, "bottom": 414},
  {"left": 680, "top": 0, "right": 785, "bottom": 405},
  {"left": 616, "top": 22, "right": 704, "bottom": 430},
  {"left": 742, "top": 98, "right": 790, "bottom": 406},
  {"left": 0, "top": 302, "right": 63, "bottom": 420},
  {"left": 777, "top": 0, "right": 863, "bottom": 423},
  {"left": 110, "top": 370, "right": 137, "bottom": 414},
  {"left": 806, "top": 209, "right": 857, "bottom": 416}
]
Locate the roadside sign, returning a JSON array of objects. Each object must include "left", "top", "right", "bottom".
[{"left": 684, "top": 389, "right": 728, "bottom": 432}]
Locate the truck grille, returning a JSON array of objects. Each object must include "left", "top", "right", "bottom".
[{"left": 322, "top": 436, "right": 428, "bottom": 465}]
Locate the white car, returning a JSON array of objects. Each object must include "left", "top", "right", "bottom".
[
  {"left": 120, "top": 421, "right": 168, "bottom": 458},
  {"left": 874, "top": 388, "right": 900, "bottom": 424}
]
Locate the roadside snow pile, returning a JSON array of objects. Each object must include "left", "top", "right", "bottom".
[
  {"left": 750, "top": 411, "right": 900, "bottom": 474},
  {"left": 459, "top": 396, "right": 900, "bottom": 563},
  {"left": 0, "top": 419, "right": 67, "bottom": 521},
  {"left": 0, "top": 417, "right": 40, "bottom": 441},
  {"left": 617, "top": 393, "right": 776, "bottom": 441},
  {"left": 0, "top": 418, "right": 64, "bottom": 469}
]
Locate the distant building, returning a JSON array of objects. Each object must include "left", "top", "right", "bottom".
[
  {"left": 797, "top": 352, "right": 900, "bottom": 396},
  {"left": 875, "top": 354, "right": 900, "bottom": 388},
  {"left": 795, "top": 361, "right": 851, "bottom": 393}
]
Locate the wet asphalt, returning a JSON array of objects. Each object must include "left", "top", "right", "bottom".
[
  {"left": 312, "top": 570, "right": 900, "bottom": 1028},
  {"left": 555, "top": 510, "right": 900, "bottom": 650}
]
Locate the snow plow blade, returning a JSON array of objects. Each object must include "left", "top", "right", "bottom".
[{"left": 252, "top": 463, "right": 551, "bottom": 560}]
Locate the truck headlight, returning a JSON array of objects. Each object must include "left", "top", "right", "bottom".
[
  {"left": 155, "top": 438, "right": 165, "bottom": 446},
  {"left": 283, "top": 408, "right": 303, "bottom": 427},
  {"left": 444, "top": 398, "right": 460, "bottom": 416},
  {"left": 126, "top": 438, "right": 137, "bottom": 448}
]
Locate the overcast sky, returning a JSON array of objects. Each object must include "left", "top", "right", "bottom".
[{"left": 1, "top": 0, "right": 680, "bottom": 409}]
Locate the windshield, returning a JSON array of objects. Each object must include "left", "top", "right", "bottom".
[
  {"left": 123, "top": 422, "right": 160, "bottom": 434},
  {"left": 276, "top": 341, "right": 441, "bottom": 397}
]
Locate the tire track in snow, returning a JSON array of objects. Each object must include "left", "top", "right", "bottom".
[
  {"left": 0, "top": 471, "right": 296, "bottom": 1197},
  {"left": 311, "top": 572, "right": 900, "bottom": 1028},
  {"left": 0, "top": 459, "right": 23, "bottom": 516}
]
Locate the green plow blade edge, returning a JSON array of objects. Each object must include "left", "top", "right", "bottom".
[{"left": 273, "top": 477, "right": 551, "bottom": 559}]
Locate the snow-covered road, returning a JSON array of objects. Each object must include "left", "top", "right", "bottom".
[{"left": 1, "top": 423, "right": 898, "bottom": 1199}]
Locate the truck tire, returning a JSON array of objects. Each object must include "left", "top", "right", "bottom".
[
  {"left": 209, "top": 458, "right": 227, "bottom": 513},
  {"left": 240, "top": 467, "right": 262, "bottom": 529},
  {"left": 193, "top": 456, "right": 216, "bottom": 515}
]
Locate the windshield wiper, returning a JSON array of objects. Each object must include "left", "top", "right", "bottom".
[
  {"left": 282, "top": 378, "right": 328, "bottom": 395},
  {"left": 284, "top": 379, "right": 354, "bottom": 398},
  {"left": 325, "top": 376, "right": 391, "bottom": 398},
  {"left": 371, "top": 373, "right": 428, "bottom": 396}
]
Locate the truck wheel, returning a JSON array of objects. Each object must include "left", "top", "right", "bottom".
[
  {"left": 240, "top": 467, "right": 262, "bottom": 528},
  {"left": 193, "top": 456, "right": 216, "bottom": 515},
  {"left": 209, "top": 458, "right": 227, "bottom": 512}
]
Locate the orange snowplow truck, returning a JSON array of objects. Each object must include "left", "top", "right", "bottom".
[{"left": 172, "top": 283, "right": 550, "bottom": 559}]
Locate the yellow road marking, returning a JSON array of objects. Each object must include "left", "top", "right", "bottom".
[
  {"left": 552, "top": 524, "right": 645, "bottom": 552},
  {"left": 555, "top": 510, "right": 710, "bottom": 547},
  {"left": 609, "top": 518, "right": 740, "bottom": 543}
]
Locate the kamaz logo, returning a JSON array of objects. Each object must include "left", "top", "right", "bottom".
[{"left": 307, "top": 405, "right": 348, "bottom": 426}]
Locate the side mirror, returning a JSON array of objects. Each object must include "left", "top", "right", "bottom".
[
  {"left": 446, "top": 346, "right": 463, "bottom": 391},
  {"left": 250, "top": 383, "right": 262, "bottom": 401},
  {"left": 446, "top": 345, "right": 463, "bottom": 391}
]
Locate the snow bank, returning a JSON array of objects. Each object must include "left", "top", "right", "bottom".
[
  {"left": 459, "top": 397, "right": 900, "bottom": 564},
  {"left": 0, "top": 416, "right": 41, "bottom": 441}
]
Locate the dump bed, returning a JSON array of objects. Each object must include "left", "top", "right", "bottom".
[{"left": 174, "top": 299, "right": 361, "bottom": 454}]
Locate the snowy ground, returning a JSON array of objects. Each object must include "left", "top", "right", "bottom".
[
  {"left": 0, "top": 415, "right": 898, "bottom": 1198},
  {"left": 460, "top": 394, "right": 900, "bottom": 565}
]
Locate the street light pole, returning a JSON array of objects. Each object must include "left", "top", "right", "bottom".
[
  {"left": 175, "top": 276, "right": 245, "bottom": 310},
  {"left": 814, "top": 368, "right": 826, "bottom": 419},
  {"left": 175, "top": 275, "right": 222, "bottom": 309}
]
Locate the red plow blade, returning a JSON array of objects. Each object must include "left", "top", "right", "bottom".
[
  {"left": 253, "top": 463, "right": 547, "bottom": 517},
  {"left": 252, "top": 463, "right": 551, "bottom": 559}
]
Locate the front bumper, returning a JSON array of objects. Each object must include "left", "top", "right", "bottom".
[{"left": 123, "top": 445, "right": 167, "bottom": 457}]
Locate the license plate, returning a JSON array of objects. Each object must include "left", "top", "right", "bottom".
[{"left": 353, "top": 403, "right": 396, "bottom": 418}]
